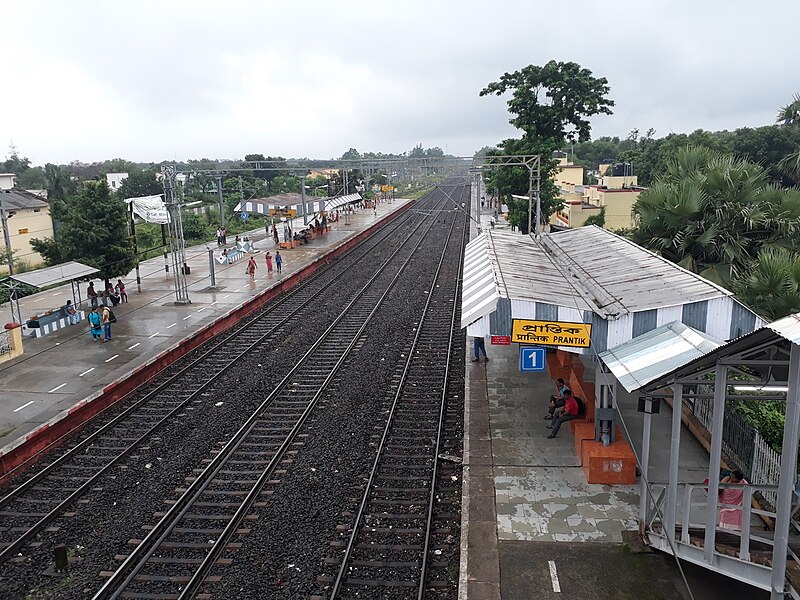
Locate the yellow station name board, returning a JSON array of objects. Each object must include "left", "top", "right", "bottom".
[
  {"left": 511, "top": 319, "right": 592, "bottom": 348},
  {"left": 269, "top": 208, "right": 298, "bottom": 218}
]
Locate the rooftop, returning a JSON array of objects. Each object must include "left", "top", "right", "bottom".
[{"left": 0, "top": 188, "right": 49, "bottom": 211}]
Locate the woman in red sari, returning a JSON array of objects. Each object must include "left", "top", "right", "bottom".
[{"left": 719, "top": 469, "right": 748, "bottom": 530}]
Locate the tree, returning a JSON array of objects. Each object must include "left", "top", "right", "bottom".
[
  {"left": 30, "top": 180, "right": 136, "bottom": 279},
  {"left": 116, "top": 170, "right": 162, "bottom": 199},
  {"left": 735, "top": 247, "right": 800, "bottom": 321},
  {"left": 777, "top": 93, "right": 800, "bottom": 126},
  {"left": 631, "top": 145, "right": 800, "bottom": 286},
  {"left": 480, "top": 61, "right": 614, "bottom": 229}
]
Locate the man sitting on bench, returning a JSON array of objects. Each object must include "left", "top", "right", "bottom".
[
  {"left": 544, "top": 378, "right": 571, "bottom": 420},
  {"left": 547, "top": 389, "right": 579, "bottom": 439}
]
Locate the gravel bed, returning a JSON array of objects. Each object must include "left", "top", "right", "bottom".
[{"left": 0, "top": 185, "right": 466, "bottom": 600}]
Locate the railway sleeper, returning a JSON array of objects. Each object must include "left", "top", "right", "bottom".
[{"left": 126, "top": 538, "right": 243, "bottom": 550}]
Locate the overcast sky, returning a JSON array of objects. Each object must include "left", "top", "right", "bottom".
[{"left": 2, "top": 1, "right": 797, "bottom": 165}]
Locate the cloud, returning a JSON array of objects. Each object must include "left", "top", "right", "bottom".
[{"left": 1, "top": 0, "right": 797, "bottom": 164}]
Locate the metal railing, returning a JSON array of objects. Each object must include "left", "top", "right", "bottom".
[{"left": 684, "top": 393, "right": 782, "bottom": 510}]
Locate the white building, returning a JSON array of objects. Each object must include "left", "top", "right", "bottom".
[
  {"left": 0, "top": 173, "right": 16, "bottom": 190},
  {"left": 106, "top": 172, "right": 129, "bottom": 191}
]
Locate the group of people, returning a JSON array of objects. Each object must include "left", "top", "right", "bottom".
[
  {"left": 247, "top": 251, "right": 283, "bottom": 280},
  {"left": 543, "top": 377, "right": 582, "bottom": 439},
  {"left": 87, "top": 304, "right": 114, "bottom": 342},
  {"left": 87, "top": 280, "right": 127, "bottom": 309},
  {"left": 216, "top": 227, "right": 228, "bottom": 246}
]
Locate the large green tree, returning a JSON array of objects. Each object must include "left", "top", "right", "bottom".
[
  {"left": 480, "top": 60, "right": 614, "bottom": 232},
  {"left": 116, "top": 169, "right": 162, "bottom": 199},
  {"left": 30, "top": 180, "right": 136, "bottom": 279}
]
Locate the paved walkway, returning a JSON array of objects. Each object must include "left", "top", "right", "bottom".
[
  {"left": 0, "top": 200, "right": 410, "bottom": 453},
  {"left": 459, "top": 195, "right": 767, "bottom": 599}
]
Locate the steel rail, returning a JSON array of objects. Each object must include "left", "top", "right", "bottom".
[
  {"left": 329, "top": 186, "right": 466, "bottom": 598},
  {"left": 0, "top": 194, "right": 442, "bottom": 565},
  {"left": 93, "top": 190, "right": 453, "bottom": 600}
]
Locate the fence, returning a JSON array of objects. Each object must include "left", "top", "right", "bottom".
[{"left": 684, "top": 391, "right": 782, "bottom": 510}]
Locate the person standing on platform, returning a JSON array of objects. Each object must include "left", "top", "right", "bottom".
[
  {"left": 265, "top": 251, "right": 273, "bottom": 274},
  {"left": 275, "top": 251, "right": 283, "bottom": 274},
  {"left": 116, "top": 279, "right": 127, "bottom": 303},
  {"left": 88, "top": 307, "right": 103, "bottom": 341},
  {"left": 87, "top": 282, "right": 98, "bottom": 309},
  {"left": 101, "top": 305, "right": 113, "bottom": 342},
  {"left": 472, "top": 336, "right": 488, "bottom": 362},
  {"left": 272, "top": 223, "right": 279, "bottom": 244},
  {"left": 247, "top": 256, "right": 257, "bottom": 281}
]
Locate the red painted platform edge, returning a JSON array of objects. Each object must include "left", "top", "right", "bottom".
[{"left": 0, "top": 202, "right": 413, "bottom": 483}]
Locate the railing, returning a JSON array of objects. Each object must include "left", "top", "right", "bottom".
[
  {"left": 683, "top": 392, "right": 782, "bottom": 510},
  {"left": 645, "top": 481, "right": 782, "bottom": 561},
  {"left": 0, "top": 330, "right": 11, "bottom": 356}
]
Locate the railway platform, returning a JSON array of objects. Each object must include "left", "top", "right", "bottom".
[
  {"left": 459, "top": 200, "right": 769, "bottom": 599},
  {"left": 0, "top": 199, "right": 412, "bottom": 475}
]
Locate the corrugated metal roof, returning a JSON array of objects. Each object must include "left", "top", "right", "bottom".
[
  {"left": 768, "top": 313, "right": 800, "bottom": 345},
  {"left": 461, "top": 233, "right": 499, "bottom": 328},
  {"left": 324, "top": 193, "right": 362, "bottom": 211},
  {"left": 474, "top": 227, "right": 732, "bottom": 319},
  {"left": 546, "top": 226, "right": 732, "bottom": 314},
  {"left": 599, "top": 321, "right": 722, "bottom": 392},
  {"left": 9, "top": 261, "right": 99, "bottom": 288},
  {"left": 0, "top": 188, "right": 48, "bottom": 211}
]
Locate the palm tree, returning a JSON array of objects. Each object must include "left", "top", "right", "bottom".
[
  {"left": 736, "top": 247, "right": 800, "bottom": 320},
  {"left": 776, "top": 93, "right": 800, "bottom": 127},
  {"left": 631, "top": 146, "right": 795, "bottom": 285}
]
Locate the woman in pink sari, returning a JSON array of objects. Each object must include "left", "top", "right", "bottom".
[{"left": 719, "top": 470, "right": 748, "bottom": 530}]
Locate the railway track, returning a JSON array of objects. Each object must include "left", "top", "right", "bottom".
[
  {"left": 90, "top": 184, "right": 467, "bottom": 599},
  {"left": 318, "top": 183, "right": 468, "bottom": 599},
  {"left": 0, "top": 191, "right": 453, "bottom": 566}
]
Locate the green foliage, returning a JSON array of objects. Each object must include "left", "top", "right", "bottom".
[
  {"left": 735, "top": 247, "right": 800, "bottom": 320},
  {"left": 30, "top": 180, "right": 136, "bottom": 279},
  {"left": 179, "top": 211, "right": 210, "bottom": 240},
  {"left": 730, "top": 400, "right": 786, "bottom": 451},
  {"left": 16, "top": 166, "right": 45, "bottom": 189},
  {"left": 631, "top": 145, "right": 800, "bottom": 318},
  {"left": 776, "top": 93, "right": 800, "bottom": 127},
  {"left": 480, "top": 61, "right": 614, "bottom": 230},
  {"left": 583, "top": 207, "right": 606, "bottom": 227},
  {"left": 480, "top": 60, "right": 614, "bottom": 143},
  {"left": 116, "top": 170, "right": 162, "bottom": 199}
]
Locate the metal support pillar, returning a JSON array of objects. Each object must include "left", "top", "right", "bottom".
[
  {"left": 216, "top": 175, "right": 225, "bottom": 228},
  {"left": 704, "top": 364, "right": 728, "bottom": 563},
  {"left": 129, "top": 202, "right": 142, "bottom": 293},
  {"left": 594, "top": 361, "right": 615, "bottom": 445},
  {"left": 0, "top": 192, "right": 14, "bottom": 275},
  {"left": 162, "top": 165, "right": 191, "bottom": 305},
  {"left": 664, "top": 384, "right": 683, "bottom": 538},
  {"left": 160, "top": 224, "right": 169, "bottom": 274},
  {"left": 208, "top": 248, "right": 216, "bottom": 289},
  {"left": 770, "top": 343, "right": 800, "bottom": 599},
  {"left": 299, "top": 174, "right": 308, "bottom": 225}
]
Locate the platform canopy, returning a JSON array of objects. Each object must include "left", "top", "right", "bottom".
[
  {"left": 462, "top": 227, "right": 764, "bottom": 353},
  {"left": 8, "top": 261, "right": 99, "bottom": 288},
  {"left": 324, "top": 193, "right": 362, "bottom": 212},
  {"left": 598, "top": 321, "right": 721, "bottom": 393}
]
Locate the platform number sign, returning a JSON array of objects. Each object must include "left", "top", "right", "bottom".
[{"left": 520, "top": 346, "right": 546, "bottom": 372}]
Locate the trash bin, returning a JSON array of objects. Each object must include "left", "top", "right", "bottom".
[{"left": 182, "top": 264, "right": 191, "bottom": 275}]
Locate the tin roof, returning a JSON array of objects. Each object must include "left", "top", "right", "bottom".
[
  {"left": 8, "top": 261, "right": 99, "bottom": 288},
  {"left": 461, "top": 226, "right": 733, "bottom": 328},
  {"left": 599, "top": 321, "right": 722, "bottom": 392}
]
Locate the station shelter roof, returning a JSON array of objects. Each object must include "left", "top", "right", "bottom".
[
  {"left": 324, "top": 193, "right": 362, "bottom": 212},
  {"left": 462, "top": 226, "right": 764, "bottom": 354},
  {"left": 642, "top": 312, "right": 800, "bottom": 393},
  {"left": 7, "top": 261, "right": 99, "bottom": 289},
  {"left": 598, "top": 321, "right": 721, "bottom": 393}
]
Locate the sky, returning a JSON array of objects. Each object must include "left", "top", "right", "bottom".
[{"left": 2, "top": 1, "right": 797, "bottom": 165}]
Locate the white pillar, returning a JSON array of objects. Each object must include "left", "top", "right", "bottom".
[
  {"left": 770, "top": 343, "right": 800, "bottom": 599},
  {"left": 704, "top": 364, "right": 727, "bottom": 563},
  {"left": 665, "top": 384, "right": 683, "bottom": 538}
]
